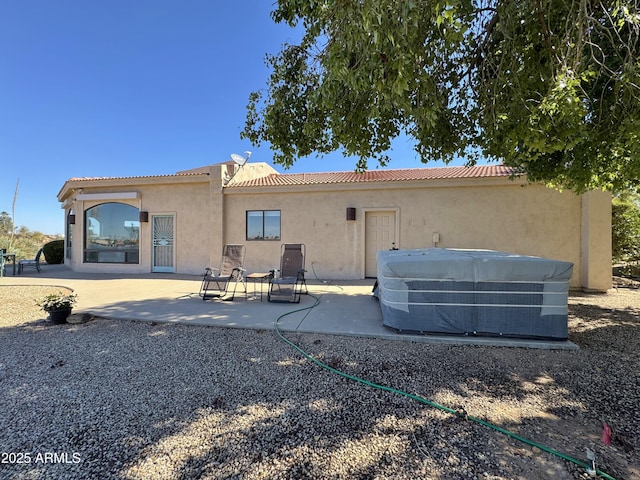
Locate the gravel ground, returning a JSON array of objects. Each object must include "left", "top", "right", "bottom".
[{"left": 0, "top": 283, "right": 638, "bottom": 480}]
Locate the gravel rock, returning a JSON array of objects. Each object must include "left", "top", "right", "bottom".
[{"left": 0, "top": 284, "right": 638, "bottom": 479}]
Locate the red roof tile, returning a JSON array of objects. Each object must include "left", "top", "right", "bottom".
[
  {"left": 66, "top": 171, "right": 206, "bottom": 182},
  {"left": 64, "top": 164, "right": 517, "bottom": 186},
  {"left": 228, "top": 164, "right": 517, "bottom": 187}
]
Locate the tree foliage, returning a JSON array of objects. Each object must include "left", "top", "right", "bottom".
[
  {"left": 243, "top": 0, "right": 640, "bottom": 192},
  {"left": 0, "top": 212, "right": 61, "bottom": 261},
  {"left": 612, "top": 193, "right": 640, "bottom": 263},
  {"left": 0, "top": 211, "right": 14, "bottom": 236}
]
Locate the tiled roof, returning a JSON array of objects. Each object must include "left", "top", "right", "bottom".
[
  {"left": 64, "top": 164, "right": 517, "bottom": 186},
  {"left": 66, "top": 161, "right": 231, "bottom": 182},
  {"left": 228, "top": 164, "right": 517, "bottom": 187},
  {"left": 67, "top": 171, "right": 206, "bottom": 182}
]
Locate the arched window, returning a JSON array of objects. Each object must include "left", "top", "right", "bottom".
[{"left": 84, "top": 203, "right": 140, "bottom": 263}]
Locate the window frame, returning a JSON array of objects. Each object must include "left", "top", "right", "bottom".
[{"left": 246, "top": 210, "right": 281, "bottom": 241}]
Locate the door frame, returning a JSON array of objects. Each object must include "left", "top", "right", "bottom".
[
  {"left": 151, "top": 213, "right": 176, "bottom": 273},
  {"left": 361, "top": 207, "right": 400, "bottom": 278}
]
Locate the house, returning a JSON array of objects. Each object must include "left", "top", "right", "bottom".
[{"left": 57, "top": 162, "right": 612, "bottom": 291}]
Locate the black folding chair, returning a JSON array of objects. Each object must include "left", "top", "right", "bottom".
[{"left": 268, "top": 244, "right": 308, "bottom": 303}]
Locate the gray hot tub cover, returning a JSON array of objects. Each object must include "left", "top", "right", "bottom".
[{"left": 375, "top": 248, "right": 573, "bottom": 340}]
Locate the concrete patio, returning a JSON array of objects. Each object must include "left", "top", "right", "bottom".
[{"left": 1, "top": 264, "right": 578, "bottom": 349}]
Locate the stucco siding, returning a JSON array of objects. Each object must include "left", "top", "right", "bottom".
[
  {"left": 580, "top": 190, "right": 613, "bottom": 291},
  {"left": 64, "top": 181, "right": 211, "bottom": 275},
  {"left": 396, "top": 183, "right": 582, "bottom": 264},
  {"left": 141, "top": 183, "right": 211, "bottom": 274},
  {"left": 224, "top": 182, "right": 586, "bottom": 287},
  {"left": 58, "top": 164, "right": 611, "bottom": 290}
]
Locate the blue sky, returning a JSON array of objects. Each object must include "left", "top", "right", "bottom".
[{"left": 1, "top": 1, "right": 467, "bottom": 235}]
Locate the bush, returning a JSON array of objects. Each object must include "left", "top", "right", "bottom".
[
  {"left": 42, "top": 239, "right": 65, "bottom": 264},
  {"left": 612, "top": 195, "right": 640, "bottom": 266}
]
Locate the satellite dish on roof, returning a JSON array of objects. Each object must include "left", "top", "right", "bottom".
[
  {"left": 230, "top": 153, "right": 246, "bottom": 166},
  {"left": 230, "top": 150, "right": 252, "bottom": 166}
]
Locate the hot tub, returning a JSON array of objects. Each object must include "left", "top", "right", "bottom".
[{"left": 374, "top": 249, "right": 573, "bottom": 340}]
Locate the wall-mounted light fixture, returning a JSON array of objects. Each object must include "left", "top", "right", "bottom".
[
  {"left": 68, "top": 214, "right": 76, "bottom": 225},
  {"left": 139, "top": 211, "right": 149, "bottom": 223},
  {"left": 346, "top": 207, "right": 356, "bottom": 221}
]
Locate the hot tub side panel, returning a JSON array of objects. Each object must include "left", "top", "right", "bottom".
[{"left": 376, "top": 249, "right": 572, "bottom": 340}]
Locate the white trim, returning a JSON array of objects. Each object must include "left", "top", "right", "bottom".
[{"left": 76, "top": 192, "right": 139, "bottom": 201}]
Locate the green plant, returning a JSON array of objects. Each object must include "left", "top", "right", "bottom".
[
  {"left": 612, "top": 195, "right": 640, "bottom": 265},
  {"left": 37, "top": 291, "right": 77, "bottom": 312},
  {"left": 0, "top": 212, "right": 62, "bottom": 260},
  {"left": 42, "top": 239, "right": 64, "bottom": 264},
  {"left": 245, "top": 1, "right": 640, "bottom": 192}
]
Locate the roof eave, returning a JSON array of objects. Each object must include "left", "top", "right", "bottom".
[{"left": 57, "top": 172, "right": 210, "bottom": 202}]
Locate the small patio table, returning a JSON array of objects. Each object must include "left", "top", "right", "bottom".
[
  {"left": 1, "top": 252, "right": 16, "bottom": 277},
  {"left": 246, "top": 272, "right": 273, "bottom": 301}
]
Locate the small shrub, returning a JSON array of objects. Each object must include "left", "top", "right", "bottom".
[{"left": 42, "top": 239, "right": 64, "bottom": 264}]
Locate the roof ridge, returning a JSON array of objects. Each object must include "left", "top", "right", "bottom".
[
  {"left": 272, "top": 164, "right": 489, "bottom": 175},
  {"left": 67, "top": 171, "right": 207, "bottom": 182}
]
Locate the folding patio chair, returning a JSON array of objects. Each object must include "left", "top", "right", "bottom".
[
  {"left": 199, "top": 244, "right": 247, "bottom": 301},
  {"left": 268, "top": 243, "right": 308, "bottom": 303}
]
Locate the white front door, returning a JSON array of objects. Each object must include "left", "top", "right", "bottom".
[
  {"left": 152, "top": 215, "right": 175, "bottom": 273},
  {"left": 365, "top": 211, "right": 396, "bottom": 277}
]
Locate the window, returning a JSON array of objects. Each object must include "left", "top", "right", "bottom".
[
  {"left": 246, "top": 210, "right": 281, "bottom": 240},
  {"left": 66, "top": 210, "right": 74, "bottom": 260},
  {"left": 84, "top": 203, "right": 140, "bottom": 263}
]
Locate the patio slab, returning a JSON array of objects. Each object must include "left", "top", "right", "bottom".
[{"left": 1, "top": 264, "right": 578, "bottom": 350}]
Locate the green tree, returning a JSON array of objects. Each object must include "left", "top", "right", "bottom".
[
  {"left": 0, "top": 210, "right": 62, "bottom": 261},
  {"left": 243, "top": 0, "right": 640, "bottom": 192},
  {"left": 0, "top": 211, "right": 13, "bottom": 236},
  {"left": 612, "top": 193, "right": 640, "bottom": 264}
]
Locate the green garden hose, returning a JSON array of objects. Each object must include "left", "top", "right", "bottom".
[{"left": 274, "top": 291, "right": 617, "bottom": 480}]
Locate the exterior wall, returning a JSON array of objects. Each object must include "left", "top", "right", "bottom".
[
  {"left": 581, "top": 190, "right": 612, "bottom": 291},
  {"left": 223, "top": 179, "right": 598, "bottom": 289},
  {"left": 140, "top": 182, "right": 212, "bottom": 274},
  {"left": 62, "top": 178, "right": 212, "bottom": 275},
  {"left": 223, "top": 188, "right": 362, "bottom": 278},
  {"left": 209, "top": 167, "right": 225, "bottom": 273},
  {"left": 58, "top": 165, "right": 612, "bottom": 291}
]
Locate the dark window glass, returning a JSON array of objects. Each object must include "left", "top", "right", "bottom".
[
  {"left": 246, "top": 210, "right": 280, "bottom": 240},
  {"left": 84, "top": 203, "right": 140, "bottom": 263}
]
